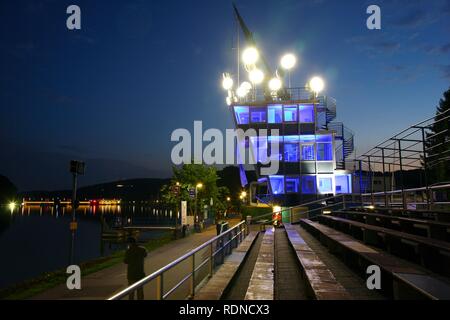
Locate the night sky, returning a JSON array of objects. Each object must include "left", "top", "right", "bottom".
[{"left": 1, "top": 0, "right": 449, "bottom": 191}]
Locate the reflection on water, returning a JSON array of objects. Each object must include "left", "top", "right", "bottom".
[{"left": 0, "top": 205, "right": 177, "bottom": 289}]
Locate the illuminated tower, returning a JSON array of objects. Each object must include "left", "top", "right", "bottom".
[{"left": 222, "top": 5, "right": 354, "bottom": 206}]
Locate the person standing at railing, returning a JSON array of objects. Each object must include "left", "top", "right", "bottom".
[{"left": 124, "top": 237, "right": 147, "bottom": 300}]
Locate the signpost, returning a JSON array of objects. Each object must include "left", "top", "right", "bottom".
[
  {"left": 181, "top": 201, "right": 187, "bottom": 226},
  {"left": 69, "top": 160, "right": 85, "bottom": 265}
]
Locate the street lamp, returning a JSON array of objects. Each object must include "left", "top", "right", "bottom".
[{"left": 195, "top": 183, "right": 203, "bottom": 228}]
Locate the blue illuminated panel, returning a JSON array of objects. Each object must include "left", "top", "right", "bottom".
[
  {"left": 268, "top": 105, "right": 282, "bottom": 123},
  {"left": 317, "top": 142, "right": 333, "bottom": 161},
  {"left": 250, "top": 108, "right": 267, "bottom": 123},
  {"left": 284, "top": 105, "right": 298, "bottom": 122},
  {"left": 234, "top": 106, "right": 249, "bottom": 124},
  {"left": 269, "top": 175, "right": 285, "bottom": 194},
  {"left": 301, "top": 144, "right": 315, "bottom": 160},
  {"left": 284, "top": 143, "right": 299, "bottom": 162},
  {"left": 299, "top": 104, "right": 314, "bottom": 122},
  {"left": 286, "top": 177, "right": 299, "bottom": 193},
  {"left": 335, "top": 174, "right": 351, "bottom": 194},
  {"left": 301, "top": 175, "right": 316, "bottom": 194},
  {"left": 318, "top": 176, "right": 333, "bottom": 194}
]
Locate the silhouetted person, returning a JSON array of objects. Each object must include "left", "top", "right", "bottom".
[{"left": 124, "top": 237, "right": 147, "bottom": 300}]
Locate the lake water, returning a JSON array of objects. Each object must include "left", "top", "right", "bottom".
[{"left": 0, "top": 205, "right": 178, "bottom": 289}]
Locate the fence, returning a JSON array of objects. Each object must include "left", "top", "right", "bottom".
[{"left": 108, "top": 220, "right": 249, "bottom": 300}]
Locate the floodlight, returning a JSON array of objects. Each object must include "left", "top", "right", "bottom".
[
  {"left": 280, "top": 53, "right": 297, "bottom": 70},
  {"left": 268, "top": 77, "right": 282, "bottom": 91},
  {"left": 249, "top": 68, "right": 264, "bottom": 84},
  {"left": 242, "top": 47, "right": 259, "bottom": 65},
  {"left": 309, "top": 76, "right": 324, "bottom": 94}
]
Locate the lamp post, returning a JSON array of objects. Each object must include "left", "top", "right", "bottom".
[
  {"left": 69, "top": 160, "right": 85, "bottom": 265},
  {"left": 195, "top": 183, "right": 203, "bottom": 229}
]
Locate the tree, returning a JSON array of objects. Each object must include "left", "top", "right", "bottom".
[
  {"left": 425, "top": 87, "right": 450, "bottom": 183},
  {"left": 161, "top": 164, "right": 230, "bottom": 220}
]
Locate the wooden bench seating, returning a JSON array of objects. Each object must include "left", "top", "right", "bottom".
[
  {"left": 284, "top": 224, "right": 350, "bottom": 300},
  {"left": 301, "top": 218, "right": 450, "bottom": 300},
  {"left": 245, "top": 229, "right": 274, "bottom": 300},
  {"left": 195, "top": 232, "right": 259, "bottom": 300},
  {"left": 333, "top": 210, "right": 450, "bottom": 241},
  {"left": 317, "top": 215, "right": 450, "bottom": 277},
  {"left": 352, "top": 207, "right": 450, "bottom": 222}
]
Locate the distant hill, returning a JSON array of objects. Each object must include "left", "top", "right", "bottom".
[
  {"left": 19, "top": 178, "right": 170, "bottom": 201},
  {"left": 0, "top": 175, "right": 18, "bottom": 203}
]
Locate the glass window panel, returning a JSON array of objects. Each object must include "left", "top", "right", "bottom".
[
  {"left": 284, "top": 143, "right": 299, "bottom": 162},
  {"left": 301, "top": 176, "right": 316, "bottom": 194},
  {"left": 284, "top": 105, "right": 298, "bottom": 122},
  {"left": 286, "top": 177, "right": 299, "bottom": 193},
  {"left": 317, "top": 142, "right": 333, "bottom": 161},
  {"left": 269, "top": 176, "right": 285, "bottom": 195},
  {"left": 299, "top": 104, "right": 314, "bottom": 122},
  {"left": 318, "top": 176, "right": 333, "bottom": 194},
  {"left": 301, "top": 144, "right": 315, "bottom": 160},
  {"left": 316, "top": 134, "right": 332, "bottom": 142},
  {"left": 250, "top": 108, "right": 267, "bottom": 123},
  {"left": 268, "top": 105, "right": 282, "bottom": 123},
  {"left": 335, "top": 174, "right": 351, "bottom": 194},
  {"left": 234, "top": 106, "right": 249, "bottom": 124}
]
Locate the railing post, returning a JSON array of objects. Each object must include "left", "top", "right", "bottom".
[
  {"left": 191, "top": 254, "right": 195, "bottom": 297},
  {"left": 342, "top": 194, "right": 346, "bottom": 210},
  {"left": 209, "top": 242, "right": 214, "bottom": 277},
  {"left": 156, "top": 274, "right": 162, "bottom": 300}
]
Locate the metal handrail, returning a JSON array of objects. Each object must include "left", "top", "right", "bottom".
[
  {"left": 361, "top": 183, "right": 450, "bottom": 196},
  {"left": 108, "top": 220, "right": 248, "bottom": 300}
]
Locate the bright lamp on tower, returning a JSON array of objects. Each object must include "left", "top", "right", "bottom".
[
  {"left": 280, "top": 53, "right": 297, "bottom": 70},
  {"left": 268, "top": 77, "right": 282, "bottom": 91},
  {"left": 249, "top": 68, "right": 264, "bottom": 84},
  {"left": 242, "top": 47, "right": 259, "bottom": 65},
  {"left": 309, "top": 76, "right": 325, "bottom": 94},
  {"left": 222, "top": 74, "right": 233, "bottom": 90}
]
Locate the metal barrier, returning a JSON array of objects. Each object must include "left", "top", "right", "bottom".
[
  {"left": 108, "top": 220, "right": 249, "bottom": 300},
  {"left": 249, "top": 183, "right": 450, "bottom": 224},
  {"left": 360, "top": 183, "right": 450, "bottom": 210}
]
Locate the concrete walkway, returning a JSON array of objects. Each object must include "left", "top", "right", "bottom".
[{"left": 32, "top": 219, "right": 241, "bottom": 300}]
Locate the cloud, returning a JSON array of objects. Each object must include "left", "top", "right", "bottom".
[
  {"left": 392, "top": 9, "right": 431, "bottom": 27},
  {"left": 422, "top": 42, "right": 450, "bottom": 54},
  {"left": 383, "top": 64, "right": 423, "bottom": 82},
  {"left": 346, "top": 35, "right": 400, "bottom": 56}
]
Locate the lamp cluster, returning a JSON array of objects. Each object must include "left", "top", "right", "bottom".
[{"left": 222, "top": 47, "right": 325, "bottom": 105}]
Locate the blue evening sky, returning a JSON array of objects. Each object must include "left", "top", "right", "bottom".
[{"left": 0, "top": 0, "right": 449, "bottom": 190}]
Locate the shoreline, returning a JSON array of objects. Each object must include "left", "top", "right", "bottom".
[{"left": 0, "top": 235, "right": 173, "bottom": 300}]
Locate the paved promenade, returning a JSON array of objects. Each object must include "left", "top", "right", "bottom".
[{"left": 32, "top": 219, "right": 241, "bottom": 300}]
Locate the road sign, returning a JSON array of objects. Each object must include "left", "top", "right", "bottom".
[{"left": 189, "top": 188, "right": 195, "bottom": 199}]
